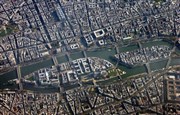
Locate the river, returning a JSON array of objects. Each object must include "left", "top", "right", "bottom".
[
  {"left": 0, "top": 40, "right": 179, "bottom": 90},
  {"left": 21, "top": 59, "right": 54, "bottom": 77},
  {"left": 0, "top": 70, "right": 18, "bottom": 89}
]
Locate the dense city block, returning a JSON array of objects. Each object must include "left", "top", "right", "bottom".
[{"left": 0, "top": 0, "right": 180, "bottom": 114}]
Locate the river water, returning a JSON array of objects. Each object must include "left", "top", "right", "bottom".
[
  {"left": 21, "top": 59, "right": 54, "bottom": 77},
  {"left": 0, "top": 40, "right": 179, "bottom": 89}
]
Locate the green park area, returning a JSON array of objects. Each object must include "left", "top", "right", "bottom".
[
  {"left": 0, "top": 25, "right": 18, "bottom": 37},
  {"left": 27, "top": 76, "right": 35, "bottom": 81},
  {"left": 107, "top": 68, "right": 125, "bottom": 77}
]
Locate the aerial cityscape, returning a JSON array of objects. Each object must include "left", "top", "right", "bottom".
[{"left": 0, "top": 0, "right": 179, "bottom": 114}]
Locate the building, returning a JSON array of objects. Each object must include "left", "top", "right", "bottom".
[
  {"left": 164, "top": 72, "right": 180, "bottom": 103},
  {"left": 38, "top": 67, "right": 59, "bottom": 86},
  {"left": 94, "top": 29, "right": 105, "bottom": 38}
]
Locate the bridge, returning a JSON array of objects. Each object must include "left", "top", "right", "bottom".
[
  {"left": 66, "top": 52, "right": 72, "bottom": 62},
  {"left": 115, "top": 45, "right": 120, "bottom": 54},
  {"left": 145, "top": 63, "right": 151, "bottom": 74},
  {"left": 16, "top": 65, "right": 23, "bottom": 91},
  {"left": 82, "top": 50, "right": 87, "bottom": 58},
  {"left": 166, "top": 46, "right": 176, "bottom": 69},
  {"left": 166, "top": 57, "right": 172, "bottom": 69},
  {"left": 52, "top": 56, "right": 58, "bottom": 66},
  {"left": 138, "top": 41, "right": 142, "bottom": 49}
]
